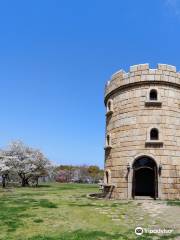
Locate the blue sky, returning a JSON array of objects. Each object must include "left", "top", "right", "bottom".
[{"left": 0, "top": 0, "right": 180, "bottom": 168}]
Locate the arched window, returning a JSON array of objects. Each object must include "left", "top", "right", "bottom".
[
  {"left": 150, "top": 89, "right": 158, "bottom": 101},
  {"left": 104, "top": 134, "right": 112, "bottom": 150},
  {"left": 150, "top": 128, "right": 159, "bottom": 140},
  {"left": 107, "top": 101, "right": 111, "bottom": 111},
  {"left": 106, "top": 99, "right": 113, "bottom": 114}
]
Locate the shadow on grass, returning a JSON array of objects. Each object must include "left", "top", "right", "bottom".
[
  {"left": 33, "top": 218, "right": 44, "bottom": 223},
  {"left": 24, "top": 229, "right": 180, "bottom": 240},
  {"left": 20, "top": 192, "right": 47, "bottom": 197},
  {"left": 38, "top": 199, "right": 57, "bottom": 208},
  {"left": 167, "top": 200, "right": 180, "bottom": 207},
  {"left": 33, "top": 185, "right": 52, "bottom": 188}
]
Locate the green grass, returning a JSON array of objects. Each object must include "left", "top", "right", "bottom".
[
  {"left": 167, "top": 200, "right": 180, "bottom": 206},
  {"left": 0, "top": 183, "right": 179, "bottom": 240}
]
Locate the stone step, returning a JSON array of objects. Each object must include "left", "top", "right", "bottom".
[{"left": 134, "top": 196, "right": 157, "bottom": 200}]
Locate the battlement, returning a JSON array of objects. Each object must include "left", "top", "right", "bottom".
[
  {"left": 157, "top": 64, "right": 176, "bottom": 72},
  {"left": 129, "top": 63, "right": 176, "bottom": 73},
  {"left": 105, "top": 63, "right": 180, "bottom": 101},
  {"left": 130, "top": 63, "right": 150, "bottom": 72}
]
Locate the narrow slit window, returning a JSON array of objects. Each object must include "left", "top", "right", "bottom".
[
  {"left": 107, "top": 99, "right": 113, "bottom": 113},
  {"left": 106, "top": 171, "right": 109, "bottom": 184},
  {"left": 107, "top": 135, "right": 110, "bottom": 146}
]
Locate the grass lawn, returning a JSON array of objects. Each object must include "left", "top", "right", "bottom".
[{"left": 0, "top": 183, "right": 179, "bottom": 240}]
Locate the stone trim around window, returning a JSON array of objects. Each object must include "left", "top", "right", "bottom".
[
  {"left": 104, "top": 133, "right": 112, "bottom": 150},
  {"left": 106, "top": 99, "right": 114, "bottom": 116},
  {"left": 145, "top": 127, "right": 164, "bottom": 147},
  {"left": 145, "top": 87, "right": 162, "bottom": 107}
]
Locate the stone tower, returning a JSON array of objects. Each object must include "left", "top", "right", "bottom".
[{"left": 104, "top": 64, "right": 180, "bottom": 200}]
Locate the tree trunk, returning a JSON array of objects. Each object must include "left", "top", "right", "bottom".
[
  {"left": 22, "top": 178, "right": 29, "bottom": 187},
  {"left": 20, "top": 174, "right": 29, "bottom": 187},
  {"left": 21, "top": 177, "right": 26, "bottom": 187}
]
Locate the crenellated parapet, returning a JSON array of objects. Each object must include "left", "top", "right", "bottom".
[{"left": 105, "top": 64, "right": 180, "bottom": 103}]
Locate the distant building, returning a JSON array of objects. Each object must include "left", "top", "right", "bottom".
[{"left": 104, "top": 64, "right": 180, "bottom": 200}]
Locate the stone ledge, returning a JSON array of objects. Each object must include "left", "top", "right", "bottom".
[
  {"left": 145, "top": 101, "right": 162, "bottom": 107},
  {"left": 102, "top": 183, "right": 116, "bottom": 187},
  {"left": 104, "top": 80, "right": 180, "bottom": 103},
  {"left": 145, "top": 140, "right": 164, "bottom": 148},
  {"left": 104, "top": 145, "right": 112, "bottom": 150},
  {"left": 106, "top": 110, "right": 114, "bottom": 117}
]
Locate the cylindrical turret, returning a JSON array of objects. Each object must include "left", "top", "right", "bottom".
[{"left": 104, "top": 64, "right": 180, "bottom": 200}]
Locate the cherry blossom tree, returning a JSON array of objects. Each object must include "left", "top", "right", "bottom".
[
  {"left": 29, "top": 149, "right": 52, "bottom": 186},
  {"left": 3, "top": 140, "right": 51, "bottom": 187}
]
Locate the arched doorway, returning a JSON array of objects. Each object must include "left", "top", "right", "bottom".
[{"left": 132, "top": 156, "right": 158, "bottom": 199}]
